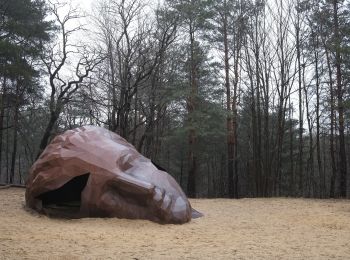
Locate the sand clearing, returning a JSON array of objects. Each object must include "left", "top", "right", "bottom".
[{"left": 0, "top": 188, "right": 350, "bottom": 259}]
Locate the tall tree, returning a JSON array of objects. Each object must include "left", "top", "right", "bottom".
[
  {"left": 295, "top": 0, "right": 304, "bottom": 196},
  {"left": 0, "top": 0, "right": 51, "bottom": 181},
  {"left": 37, "top": 2, "right": 104, "bottom": 156},
  {"left": 208, "top": 0, "right": 246, "bottom": 197},
  {"left": 333, "top": 0, "right": 348, "bottom": 197},
  {"left": 167, "top": 0, "right": 212, "bottom": 197}
]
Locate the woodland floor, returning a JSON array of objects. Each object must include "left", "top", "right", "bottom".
[{"left": 0, "top": 188, "right": 350, "bottom": 260}]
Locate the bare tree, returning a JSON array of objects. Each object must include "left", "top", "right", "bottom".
[{"left": 38, "top": 1, "right": 104, "bottom": 156}]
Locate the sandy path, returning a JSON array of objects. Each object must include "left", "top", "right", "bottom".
[{"left": 0, "top": 188, "right": 350, "bottom": 259}]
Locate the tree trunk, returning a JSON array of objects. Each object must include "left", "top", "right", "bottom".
[
  {"left": 254, "top": 10, "right": 262, "bottom": 197},
  {"left": 37, "top": 110, "right": 60, "bottom": 158},
  {"left": 187, "top": 25, "right": 198, "bottom": 198},
  {"left": 5, "top": 103, "right": 10, "bottom": 182},
  {"left": 296, "top": 5, "right": 304, "bottom": 196},
  {"left": 223, "top": 1, "right": 237, "bottom": 198},
  {"left": 132, "top": 88, "right": 138, "bottom": 145},
  {"left": 0, "top": 77, "right": 7, "bottom": 181},
  {"left": 314, "top": 37, "right": 323, "bottom": 197},
  {"left": 304, "top": 81, "right": 314, "bottom": 197},
  {"left": 10, "top": 84, "right": 20, "bottom": 184},
  {"left": 325, "top": 44, "right": 337, "bottom": 198},
  {"left": 289, "top": 97, "right": 294, "bottom": 196},
  {"left": 333, "top": 0, "right": 347, "bottom": 198},
  {"left": 109, "top": 40, "right": 118, "bottom": 132}
]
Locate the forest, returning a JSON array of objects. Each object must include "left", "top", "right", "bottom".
[{"left": 0, "top": 0, "right": 349, "bottom": 199}]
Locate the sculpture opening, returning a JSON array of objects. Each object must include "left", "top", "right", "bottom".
[
  {"left": 26, "top": 126, "right": 202, "bottom": 224},
  {"left": 37, "top": 173, "right": 90, "bottom": 218}
]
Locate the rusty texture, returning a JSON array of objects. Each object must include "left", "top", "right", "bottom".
[{"left": 25, "top": 126, "right": 202, "bottom": 224}]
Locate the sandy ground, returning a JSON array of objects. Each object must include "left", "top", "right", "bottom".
[{"left": 0, "top": 188, "right": 350, "bottom": 260}]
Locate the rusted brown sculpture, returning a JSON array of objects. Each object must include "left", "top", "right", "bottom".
[{"left": 25, "top": 126, "right": 202, "bottom": 224}]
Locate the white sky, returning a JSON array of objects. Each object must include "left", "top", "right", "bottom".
[
  {"left": 47, "top": 0, "right": 318, "bottom": 124},
  {"left": 71, "top": 0, "right": 93, "bottom": 13}
]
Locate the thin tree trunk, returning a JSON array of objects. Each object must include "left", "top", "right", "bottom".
[
  {"left": 223, "top": 0, "right": 237, "bottom": 198},
  {"left": 333, "top": 0, "right": 347, "bottom": 197},
  {"left": 132, "top": 88, "right": 138, "bottom": 145},
  {"left": 304, "top": 82, "right": 314, "bottom": 197},
  {"left": 10, "top": 84, "right": 20, "bottom": 184},
  {"left": 289, "top": 97, "right": 294, "bottom": 196},
  {"left": 109, "top": 40, "right": 118, "bottom": 132},
  {"left": 250, "top": 70, "right": 258, "bottom": 196},
  {"left": 0, "top": 77, "right": 7, "bottom": 181},
  {"left": 37, "top": 110, "right": 59, "bottom": 158},
  {"left": 18, "top": 153, "right": 22, "bottom": 184},
  {"left": 314, "top": 37, "right": 323, "bottom": 197},
  {"left": 255, "top": 11, "right": 262, "bottom": 196},
  {"left": 325, "top": 44, "right": 337, "bottom": 198},
  {"left": 261, "top": 12, "right": 271, "bottom": 196},
  {"left": 187, "top": 24, "right": 198, "bottom": 198},
  {"left": 6, "top": 99, "right": 10, "bottom": 183},
  {"left": 296, "top": 4, "right": 304, "bottom": 196}
]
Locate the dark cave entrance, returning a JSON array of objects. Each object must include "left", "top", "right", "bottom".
[{"left": 37, "top": 173, "right": 90, "bottom": 218}]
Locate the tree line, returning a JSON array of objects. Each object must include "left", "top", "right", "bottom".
[{"left": 0, "top": 0, "right": 349, "bottom": 198}]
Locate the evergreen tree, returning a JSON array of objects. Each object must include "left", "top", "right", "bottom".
[
  {"left": 0, "top": 0, "right": 52, "bottom": 182},
  {"left": 166, "top": 0, "right": 213, "bottom": 197}
]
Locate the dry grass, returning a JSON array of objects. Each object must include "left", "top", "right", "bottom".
[{"left": 1, "top": 188, "right": 350, "bottom": 259}]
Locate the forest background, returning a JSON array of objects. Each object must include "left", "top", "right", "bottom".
[{"left": 0, "top": 0, "right": 349, "bottom": 199}]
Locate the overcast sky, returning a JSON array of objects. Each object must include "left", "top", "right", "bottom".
[{"left": 71, "top": 0, "right": 93, "bottom": 13}]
